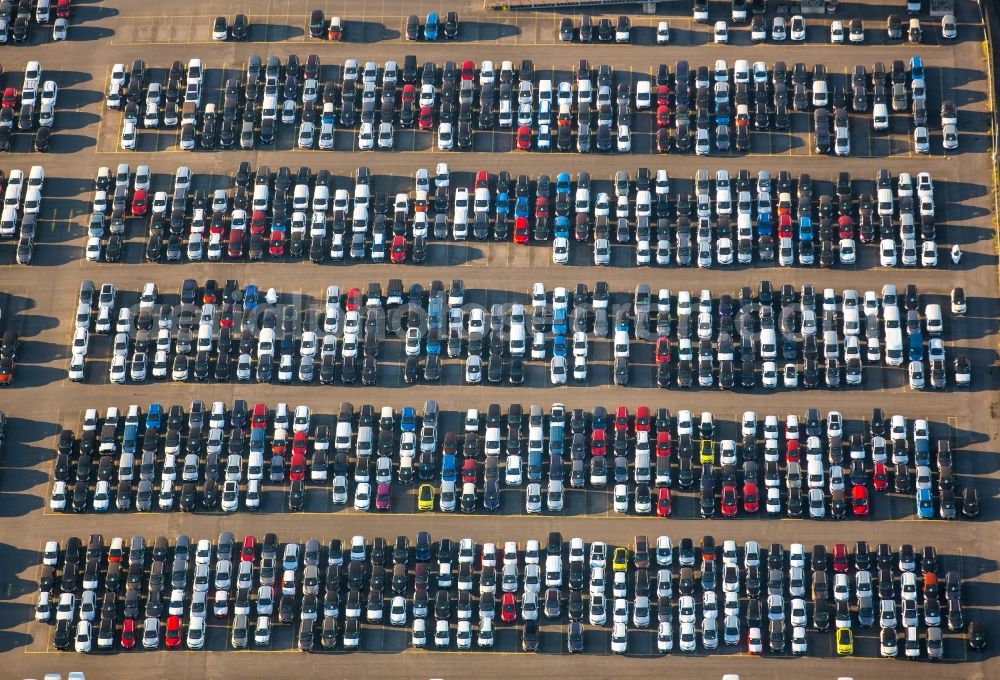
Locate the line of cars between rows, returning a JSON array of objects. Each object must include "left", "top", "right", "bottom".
[
  {"left": 36, "top": 531, "right": 982, "bottom": 657},
  {"left": 49, "top": 399, "right": 978, "bottom": 522}
]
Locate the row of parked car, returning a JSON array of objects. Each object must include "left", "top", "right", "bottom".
[
  {"left": 68, "top": 275, "right": 971, "bottom": 391},
  {"left": 105, "top": 50, "right": 953, "bottom": 156},
  {"left": 50, "top": 398, "right": 978, "bottom": 520},
  {"left": 36, "top": 531, "right": 980, "bottom": 656},
  {"left": 1, "top": 165, "right": 45, "bottom": 264},
  {"left": 95, "top": 161, "right": 947, "bottom": 270}
]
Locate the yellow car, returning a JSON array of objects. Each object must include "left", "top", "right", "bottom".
[
  {"left": 699, "top": 439, "right": 715, "bottom": 465},
  {"left": 417, "top": 484, "right": 434, "bottom": 511},
  {"left": 612, "top": 547, "right": 629, "bottom": 572},
  {"left": 836, "top": 627, "right": 853, "bottom": 656}
]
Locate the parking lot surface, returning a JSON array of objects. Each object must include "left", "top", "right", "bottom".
[{"left": 0, "top": 1, "right": 998, "bottom": 679}]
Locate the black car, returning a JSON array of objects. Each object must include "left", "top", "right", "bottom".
[
  {"left": 231, "top": 13, "right": 248, "bottom": 40},
  {"left": 445, "top": 11, "right": 459, "bottom": 39},
  {"left": 559, "top": 18, "right": 574, "bottom": 41},
  {"left": 309, "top": 10, "right": 326, "bottom": 38},
  {"left": 597, "top": 18, "right": 613, "bottom": 42},
  {"left": 33, "top": 126, "right": 51, "bottom": 152}
]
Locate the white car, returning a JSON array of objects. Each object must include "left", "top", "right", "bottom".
[
  {"left": 713, "top": 21, "right": 728, "bottom": 44},
  {"left": 921, "top": 241, "right": 938, "bottom": 267},
  {"left": 613, "top": 484, "right": 628, "bottom": 513},
  {"left": 771, "top": 16, "right": 786, "bottom": 41},
  {"left": 942, "top": 123, "right": 958, "bottom": 150},
  {"left": 297, "top": 122, "right": 315, "bottom": 148},
  {"left": 611, "top": 622, "right": 628, "bottom": 654},
  {"left": 790, "top": 15, "right": 806, "bottom": 41},
  {"left": 85, "top": 236, "right": 102, "bottom": 261},
  {"left": 50, "top": 481, "right": 67, "bottom": 511},
  {"left": 357, "top": 123, "right": 374, "bottom": 150},
  {"left": 53, "top": 17, "right": 68, "bottom": 40},
  {"left": 593, "top": 238, "right": 610, "bottom": 265},
  {"left": 353, "top": 482, "right": 371, "bottom": 511},
  {"left": 879, "top": 238, "right": 897, "bottom": 267},
  {"left": 552, "top": 237, "right": 569, "bottom": 264},
  {"left": 437, "top": 122, "right": 454, "bottom": 151},
  {"left": 839, "top": 238, "right": 856, "bottom": 264},
  {"left": 550, "top": 356, "right": 567, "bottom": 385},
  {"left": 465, "top": 355, "right": 482, "bottom": 384},
  {"left": 120, "top": 121, "right": 137, "bottom": 150},
  {"left": 616, "top": 125, "right": 631, "bottom": 152},
  {"left": 914, "top": 126, "right": 930, "bottom": 153},
  {"left": 716, "top": 237, "right": 733, "bottom": 265},
  {"left": 377, "top": 122, "right": 394, "bottom": 150},
  {"left": 830, "top": 20, "right": 845, "bottom": 43},
  {"left": 834, "top": 127, "right": 850, "bottom": 156},
  {"left": 679, "top": 622, "right": 696, "bottom": 652}
]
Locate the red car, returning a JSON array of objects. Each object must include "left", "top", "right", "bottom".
[
  {"left": 375, "top": 482, "right": 392, "bottom": 510},
  {"left": 832, "top": 543, "right": 849, "bottom": 573},
  {"left": 346, "top": 287, "right": 363, "bottom": 311},
  {"left": 2, "top": 88, "right": 17, "bottom": 109},
  {"left": 656, "top": 487, "right": 672, "bottom": 517},
  {"left": 461, "top": 60, "right": 475, "bottom": 81},
  {"left": 271, "top": 432, "right": 288, "bottom": 455},
  {"left": 632, "top": 408, "right": 650, "bottom": 434},
  {"left": 513, "top": 217, "right": 529, "bottom": 244},
  {"left": 851, "top": 485, "right": 870, "bottom": 516},
  {"left": 165, "top": 615, "right": 182, "bottom": 648},
  {"left": 591, "top": 428, "right": 607, "bottom": 456},
  {"left": 515, "top": 125, "right": 531, "bottom": 150},
  {"left": 461, "top": 458, "right": 477, "bottom": 484},
  {"left": 474, "top": 170, "right": 489, "bottom": 189},
  {"left": 655, "top": 431, "right": 672, "bottom": 456},
  {"left": 418, "top": 106, "right": 434, "bottom": 130},
  {"left": 268, "top": 230, "right": 285, "bottom": 257},
  {"left": 655, "top": 336, "right": 672, "bottom": 363},
  {"left": 401, "top": 84, "right": 416, "bottom": 104},
  {"left": 251, "top": 403, "right": 268, "bottom": 430},
  {"left": 501, "top": 592, "right": 517, "bottom": 623},
  {"left": 656, "top": 105, "right": 671, "bottom": 128},
  {"left": 872, "top": 462, "right": 888, "bottom": 491},
  {"left": 289, "top": 453, "right": 306, "bottom": 481},
  {"left": 838, "top": 215, "right": 854, "bottom": 239},
  {"left": 219, "top": 306, "right": 234, "bottom": 329},
  {"left": 131, "top": 189, "right": 147, "bottom": 216},
  {"left": 56, "top": 0, "right": 71, "bottom": 18},
  {"left": 743, "top": 482, "right": 759, "bottom": 513},
  {"left": 656, "top": 85, "right": 670, "bottom": 107},
  {"left": 120, "top": 617, "right": 136, "bottom": 649},
  {"left": 721, "top": 485, "right": 738, "bottom": 517},
  {"left": 777, "top": 213, "right": 793, "bottom": 239},
  {"left": 614, "top": 406, "right": 629, "bottom": 433},
  {"left": 785, "top": 439, "right": 800, "bottom": 464},
  {"left": 292, "top": 431, "right": 308, "bottom": 457},
  {"left": 228, "top": 229, "right": 245, "bottom": 258},
  {"left": 390, "top": 235, "right": 406, "bottom": 263},
  {"left": 241, "top": 535, "right": 256, "bottom": 562},
  {"left": 250, "top": 210, "right": 268, "bottom": 234},
  {"left": 534, "top": 196, "right": 549, "bottom": 220}
]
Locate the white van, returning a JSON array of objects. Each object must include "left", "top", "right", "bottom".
[
  {"left": 873, "top": 103, "right": 889, "bottom": 131},
  {"left": 351, "top": 204, "right": 369, "bottom": 233},
  {"left": 877, "top": 188, "right": 894, "bottom": 216},
  {"left": 924, "top": 304, "right": 943, "bottom": 336},
  {"left": 118, "top": 452, "right": 135, "bottom": 482},
  {"left": 252, "top": 184, "right": 269, "bottom": 212},
  {"left": 807, "top": 460, "right": 825, "bottom": 488},
  {"left": 885, "top": 327, "right": 904, "bottom": 366},
  {"left": 759, "top": 329, "right": 777, "bottom": 360},
  {"left": 613, "top": 330, "right": 630, "bottom": 358},
  {"left": 247, "top": 451, "right": 264, "bottom": 480},
  {"left": 509, "top": 326, "right": 526, "bottom": 356},
  {"left": 537, "top": 80, "right": 553, "bottom": 107},
  {"left": 544, "top": 554, "right": 563, "bottom": 587},
  {"left": 261, "top": 94, "right": 278, "bottom": 121},
  {"left": 335, "top": 421, "right": 353, "bottom": 453}
]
